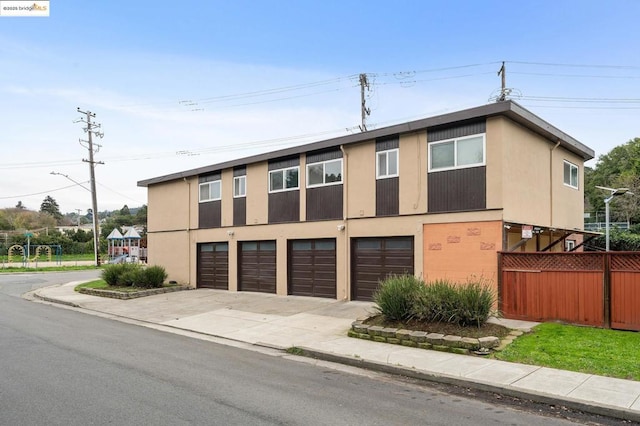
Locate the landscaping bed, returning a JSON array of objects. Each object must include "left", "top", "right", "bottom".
[
  {"left": 349, "top": 316, "right": 520, "bottom": 355},
  {"left": 78, "top": 285, "right": 188, "bottom": 300}
]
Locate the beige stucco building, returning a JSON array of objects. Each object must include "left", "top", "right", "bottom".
[{"left": 138, "top": 101, "right": 595, "bottom": 301}]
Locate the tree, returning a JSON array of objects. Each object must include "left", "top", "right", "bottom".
[
  {"left": 134, "top": 205, "right": 147, "bottom": 224},
  {"left": 120, "top": 205, "right": 130, "bottom": 216},
  {"left": 40, "top": 195, "right": 63, "bottom": 223},
  {"left": 12, "top": 210, "right": 56, "bottom": 231},
  {"left": 585, "top": 137, "right": 640, "bottom": 223},
  {"left": 15, "top": 201, "right": 26, "bottom": 210}
]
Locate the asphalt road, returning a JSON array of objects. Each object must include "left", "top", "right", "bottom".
[
  {"left": 0, "top": 272, "right": 585, "bottom": 425},
  {"left": 0, "top": 269, "right": 101, "bottom": 297}
]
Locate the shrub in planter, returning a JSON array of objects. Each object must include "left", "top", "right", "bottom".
[
  {"left": 102, "top": 264, "right": 121, "bottom": 286},
  {"left": 140, "top": 265, "right": 168, "bottom": 288},
  {"left": 413, "top": 279, "right": 458, "bottom": 323},
  {"left": 119, "top": 266, "right": 145, "bottom": 287},
  {"left": 373, "top": 274, "right": 424, "bottom": 321},
  {"left": 101, "top": 263, "right": 140, "bottom": 287},
  {"left": 452, "top": 279, "right": 496, "bottom": 327}
]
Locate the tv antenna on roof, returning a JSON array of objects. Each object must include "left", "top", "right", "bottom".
[{"left": 489, "top": 61, "right": 522, "bottom": 102}]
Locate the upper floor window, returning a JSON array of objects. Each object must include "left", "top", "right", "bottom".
[
  {"left": 269, "top": 166, "right": 299, "bottom": 192},
  {"left": 429, "top": 134, "right": 485, "bottom": 172},
  {"left": 307, "top": 159, "right": 342, "bottom": 187},
  {"left": 563, "top": 160, "right": 579, "bottom": 189},
  {"left": 234, "top": 175, "right": 246, "bottom": 197},
  {"left": 199, "top": 180, "right": 221, "bottom": 202},
  {"left": 376, "top": 149, "right": 399, "bottom": 179}
]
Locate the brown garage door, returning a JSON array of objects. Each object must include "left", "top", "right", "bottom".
[
  {"left": 238, "top": 240, "right": 276, "bottom": 293},
  {"left": 288, "top": 239, "right": 336, "bottom": 298},
  {"left": 197, "top": 242, "right": 229, "bottom": 290},
  {"left": 351, "top": 236, "right": 414, "bottom": 301}
]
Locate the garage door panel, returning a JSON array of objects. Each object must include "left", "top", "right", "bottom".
[
  {"left": 289, "top": 239, "right": 337, "bottom": 298},
  {"left": 352, "top": 237, "right": 414, "bottom": 301},
  {"left": 197, "top": 243, "right": 229, "bottom": 290},
  {"left": 238, "top": 241, "right": 276, "bottom": 293}
]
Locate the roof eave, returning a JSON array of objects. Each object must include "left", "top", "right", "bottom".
[{"left": 138, "top": 101, "right": 594, "bottom": 187}]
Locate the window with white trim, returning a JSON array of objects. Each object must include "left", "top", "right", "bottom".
[
  {"left": 563, "top": 160, "right": 579, "bottom": 189},
  {"left": 306, "top": 159, "right": 342, "bottom": 187},
  {"left": 376, "top": 149, "right": 399, "bottom": 179},
  {"left": 269, "top": 166, "right": 299, "bottom": 192},
  {"left": 565, "top": 239, "right": 576, "bottom": 251},
  {"left": 428, "top": 134, "right": 485, "bottom": 172},
  {"left": 199, "top": 180, "right": 221, "bottom": 202},
  {"left": 233, "top": 175, "right": 246, "bottom": 197}
]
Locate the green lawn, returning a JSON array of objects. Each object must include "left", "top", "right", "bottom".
[
  {"left": 75, "top": 279, "right": 145, "bottom": 293},
  {"left": 75, "top": 280, "right": 178, "bottom": 293},
  {"left": 493, "top": 322, "right": 640, "bottom": 381},
  {"left": 0, "top": 265, "right": 102, "bottom": 273},
  {"left": 1, "top": 253, "right": 104, "bottom": 262}
]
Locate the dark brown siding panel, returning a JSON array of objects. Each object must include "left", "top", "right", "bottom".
[
  {"left": 376, "top": 136, "right": 399, "bottom": 151},
  {"left": 428, "top": 166, "right": 486, "bottom": 212},
  {"left": 268, "top": 191, "right": 300, "bottom": 223},
  {"left": 306, "top": 185, "right": 343, "bottom": 221},
  {"left": 233, "top": 197, "right": 246, "bottom": 226},
  {"left": 199, "top": 172, "right": 221, "bottom": 183},
  {"left": 233, "top": 166, "right": 246, "bottom": 177},
  {"left": 306, "top": 149, "right": 342, "bottom": 163},
  {"left": 268, "top": 156, "right": 299, "bottom": 170},
  {"left": 199, "top": 200, "right": 221, "bottom": 228},
  {"left": 428, "top": 120, "right": 486, "bottom": 142},
  {"left": 376, "top": 177, "right": 399, "bottom": 216},
  {"left": 197, "top": 242, "right": 229, "bottom": 290}
]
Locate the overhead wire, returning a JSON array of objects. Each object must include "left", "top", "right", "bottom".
[
  {"left": 2, "top": 60, "right": 639, "bottom": 173},
  {"left": 0, "top": 183, "right": 87, "bottom": 200}
]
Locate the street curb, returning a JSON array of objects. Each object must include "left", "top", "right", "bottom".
[
  {"left": 26, "top": 289, "right": 640, "bottom": 424},
  {"left": 296, "top": 347, "right": 640, "bottom": 424},
  {"left": 32, "top": 291, "right": 80, "bottom": 308}
]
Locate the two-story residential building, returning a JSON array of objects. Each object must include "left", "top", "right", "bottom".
[{"left": 138, "top": 101, "right": 595, "bottom": 301}]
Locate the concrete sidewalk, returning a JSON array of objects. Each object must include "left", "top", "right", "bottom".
[{"left": 32, "top": 282, "right": 640, "bottom": 423}]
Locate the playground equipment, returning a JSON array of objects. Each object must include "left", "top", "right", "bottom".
[
  {"left": 107, "top": 227, "right": 143, "bottom": 263},
  {"left": 7, "top": 244, "right": 62, "bottom": 264},
  {"left": 8, "top": 245, "right": 24, "bottom": 263}
]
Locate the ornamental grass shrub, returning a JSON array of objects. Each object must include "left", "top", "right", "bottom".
[
  {"left": 413, "top": 279, "right": 459, "bottom": 323},
  {"left": 452, "top": 278, "right": 496, "bottom": 327},
  {"left": 140, "top": 265, "right": 168, "bottom": 288},
  {"left": 373, "top": 275, "right": 498, "bottom": 327},
  {"left": 372, "top": 274, "right": 423, "bottom": 321},
  {"left": 101, "top": 263, "right": 168, "bottom": 288}
]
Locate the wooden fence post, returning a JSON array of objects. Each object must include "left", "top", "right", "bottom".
[
  {"left": 497, "top": 252, "right": 503, "bottom": 315},
  {"left": 603, "top": 253, "right": 611, "bottom": 329}
]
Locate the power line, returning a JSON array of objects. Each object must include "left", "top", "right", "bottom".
[
  {"left": 0, "top": 183, "right": 84, "bottom": 200},
  {"left": 520, "top": 95, "right": 640, "bottom": 103},
  {"left": 506, "top": 60, "right": 640, "bottom": 69},
  {"left": 97, "top": 182, "right": 145, "bottom": 205},
  {"left": 521, "top": 104, "right": 640, "bottom": 110},
  {"left": 511, "top": 71, "right": 640, "bottom": 80}
]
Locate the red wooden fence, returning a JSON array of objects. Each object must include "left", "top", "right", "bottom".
[{"left": 499, "top": 252, "right": 640, "bottom": 331}]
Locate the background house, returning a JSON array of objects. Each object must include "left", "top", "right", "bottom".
[{"left": 138, "top": 101, "right": 595, "bottom": 301}]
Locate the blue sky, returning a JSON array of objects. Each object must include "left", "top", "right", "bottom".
[{"left": 1, "top": 0, "right": 639, "bottom": 213}]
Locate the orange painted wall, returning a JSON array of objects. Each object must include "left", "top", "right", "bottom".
[{"left": 423, "top": 220, "right": 503, "bottom": 290}]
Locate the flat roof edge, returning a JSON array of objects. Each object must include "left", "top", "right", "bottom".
[{"left": 137, "top": 101, "right": 594, "bottom": 187}]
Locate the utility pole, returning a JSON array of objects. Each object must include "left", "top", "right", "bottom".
[
  {"left": 497, "top": 61, "right": 507, "bottom": 101},
  {"left": 359, "top": 73, "right": 371, "bottom": 132},
  {"left": 75, "top": 208, "right": 82, "bottom": 227},
  {"left": 76, "top": 108, "right": 104, "bottom": 266}
]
